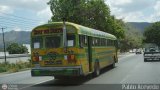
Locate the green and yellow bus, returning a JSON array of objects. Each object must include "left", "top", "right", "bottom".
[{"left": 31, "top": 22, "right": 118, "bottom": 78}]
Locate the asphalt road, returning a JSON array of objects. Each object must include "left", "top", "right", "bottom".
[{"left": 1, "top": 53, "right": 160, "bottom": 90}]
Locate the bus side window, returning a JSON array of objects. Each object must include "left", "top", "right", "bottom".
[
  {"left": 84, "top": 36, "right": 88, "bottom": 46},
  {"left": 105, "top": 39, "right": 107, "bottom": 47},
  {"left": 108, "top": 39, "right": 111, "bottom": 46},
  {"left": 92, "top": 37, "right": 96, "bottom": 46},
  {"left": 79, "top": 35, "right": 87, "bottom": 48}
]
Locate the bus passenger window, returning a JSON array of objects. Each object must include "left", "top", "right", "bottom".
[
  {"left": 67, "top": 35, "right": 75, "bottom": 47},
  {"left": 32, "top": 37, "right": 43, "bottom": 49},
  {"left": 105, "top": 40, "right": 107, "bottom": 46},
  {"left": 79, "top": 35, "right": 87, "bottom": 47}
]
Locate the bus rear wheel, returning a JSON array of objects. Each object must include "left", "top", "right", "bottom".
[
  {"left": 93, "top": 62, "right": 100, "bottom": 77},
  {"left": 111, "top": 57, "right": 116, "bottom": 68}
]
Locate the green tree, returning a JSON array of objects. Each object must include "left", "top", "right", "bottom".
[
  {"left": 48, "top": 0, "right": 125, "bottom": 39},
  {"left": 144, "top": 22, "right": 160, "bottom": 47},
  {"left": 6, "top": 43, "right": 28, "bottom": 54},
  {"left": 120, "top": 23, "right": 143, "bottom": 52}
]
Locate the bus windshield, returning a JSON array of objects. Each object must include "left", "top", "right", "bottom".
[{"left": 45, "top": 36, "right": 61, "bottom": 48}]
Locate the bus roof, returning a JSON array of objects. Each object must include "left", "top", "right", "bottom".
[{"left": 33, "top": 22, "right": 117, "bottom": 40}]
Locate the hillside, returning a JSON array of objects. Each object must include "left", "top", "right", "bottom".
[
  {"left": 126, "top": 22, "right": 152, "bottom": 33},
  {"left": 0, "top": 31, "right": 30, "bottom": 48}
]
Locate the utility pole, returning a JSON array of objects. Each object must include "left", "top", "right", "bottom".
[{"left": 1, "top": 27, "right": 7, "bottom": 64}]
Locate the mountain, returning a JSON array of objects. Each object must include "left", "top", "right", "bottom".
[
  {"left": 0, "top": 30, "right": 30, "bottom": 48},
  {"left": 126, "top": 22, "right": 153, "bottom": 33}
]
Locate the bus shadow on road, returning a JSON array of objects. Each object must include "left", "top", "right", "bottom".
[
  {"left": 32, "top": 65, "right": 114, "bottom": 87},
  {"left": 100, "top": 65, "right": 115, "bottom": 75},
  {"left": 33, "top": 76, "right": 92, "bottom": 87}
]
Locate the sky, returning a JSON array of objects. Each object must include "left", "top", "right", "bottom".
[
  {"left": 105, "top": 0, "right": 160, "bottom": 22},
  {"left": 0, "top": 0, "right": 160, "bottom": 32},
  {"left": 0, "top": 0, "right": 52, "bottom": 32}
]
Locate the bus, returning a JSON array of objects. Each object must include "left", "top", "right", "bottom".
[{"left": 31, "top": 22, "right": 118, "bottom": 78}]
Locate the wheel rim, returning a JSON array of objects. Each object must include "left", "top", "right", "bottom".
[
  {"left": 96, "top": 68, "right": 100, "bottom": 75},
  {"left": 96, "top": 64, "right": 100, "bottom": 75}
]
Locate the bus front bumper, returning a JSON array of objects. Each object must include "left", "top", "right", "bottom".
[{"left": 31, "top": 66, "right": 83, "bottom": 76}]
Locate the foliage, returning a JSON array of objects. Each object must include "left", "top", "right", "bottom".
[
  {"left": 144, "top": 22, "right": 160, "bottom": 47},
  {"left": 120, "top": 23, "right": 143, "bottom": 52},
  {"left": 0, "top": 60, "right": 31, "bottom": 73},
  {"left": 6, "top": 43, "right": 28, "bottom": 54},
  {"left": 48, "top": 0, "right": 125, "bottom": 39}
]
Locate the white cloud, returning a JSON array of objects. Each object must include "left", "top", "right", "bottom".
[
  {"left": 153, "top": 1, "right": 160, "bottom": 17},
  {"left": 0, "top": 5, "right": 13, "bottom": 14},
  {"left": 37, "top": 6, "right": 52, "bottom": 20},
  {"left": 105, "top": 0, "right": 159, "bottom": 22},
  {"left": 0, "top": 0, "right": 50, "bottom": 11},
  {"left": 107, "top": 0, "right": 132, "bottom": 6},
  {"left": 13, "top": 27, "right": 21, "bottom": 31},
  {"left": 107, "top": 0, "right": 156, "bottom": 13},
  {"left": 146, "top": 1, "right": 160, "bottom": 22},
  {"left": 0, "top": 0, "right": 51, "bottom": 26},
  {"left": 0, "top": 0, "right": 51, "bottom": 31},
  {"left": 123, "top": 12, "right": 146, "bottom": 22}
]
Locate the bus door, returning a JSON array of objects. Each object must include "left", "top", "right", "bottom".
[
  {"left": 80, "top": 35, "right": 92, "bottom": 72},
  {"left": 87, "top": 36, "right": 92, "bottom": 72}
]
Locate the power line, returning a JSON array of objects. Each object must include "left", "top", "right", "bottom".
[
  {"left": 0, "top": 19, "right": 39, "bottom": 27},
  {"left": 0, "top": 24, "right": 35, "bottom": 32},
  {"left": 0, "top": 16, "right": 39, "bottom": 24},
  {"left": 0, "top": 12, "right": 42, "bottom": 22},
  {"left": 0, "top": 12, "right": 47, "bottom": 31},
  {"left": 0, "top": 16, "right": 46, "bottom": 31},
  {"left": 0, "top": 18, "right": 38, "bottom": 26},
  {"left": 0, "top": 22, "right": 37, "bottom": 30}
]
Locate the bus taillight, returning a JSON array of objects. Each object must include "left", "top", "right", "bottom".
[
  {"left": 67, "top": 54, "right": 76, "bottom": 63},
  {"left": 33, "top": 52, "right": 40, "bottom": 62},
  {"left": 33, "top": 56, "right": 42, "bottom": 62},
  {"left": 32, "top": 56, "right": 39, "bottom": 62}
]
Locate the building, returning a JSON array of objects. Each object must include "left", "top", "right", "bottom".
[
  {"left": 0, "top": 52, "right": 9, "bottom": 56},
  {"left": 23, "top": 44, "right": 31, "bottom": 54}
]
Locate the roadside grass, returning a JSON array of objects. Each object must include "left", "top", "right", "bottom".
[{"left": 0, "top": 59, "right": 31, "bottom": 73}]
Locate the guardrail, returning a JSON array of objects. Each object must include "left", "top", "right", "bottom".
[{"left": 0, "top": 54, "right": 30, "bottom": 59}]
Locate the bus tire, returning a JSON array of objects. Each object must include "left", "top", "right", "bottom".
[
  {"left": 111, "top": 56, "right": 116, "bottom": 68},
  {"left": 54, "top": 76, "right": 68, "bottom": 80},
  {"left": 93, "top": 62, "right": 100, "bottom": 77},
  {"left": 111, "top": 62, "right": 115, "bottom": 68}
]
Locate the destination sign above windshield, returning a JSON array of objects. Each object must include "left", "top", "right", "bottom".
[{"left": 33, "top": 28, "right": 63, "bottom": 35}]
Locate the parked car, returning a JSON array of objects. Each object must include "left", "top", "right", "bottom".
[
  {"left": 135, "top": 49, "right": 142, "bottom": 54},
  {"left": 144, "top": 47, "right": 160, "bottom": 62}
]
